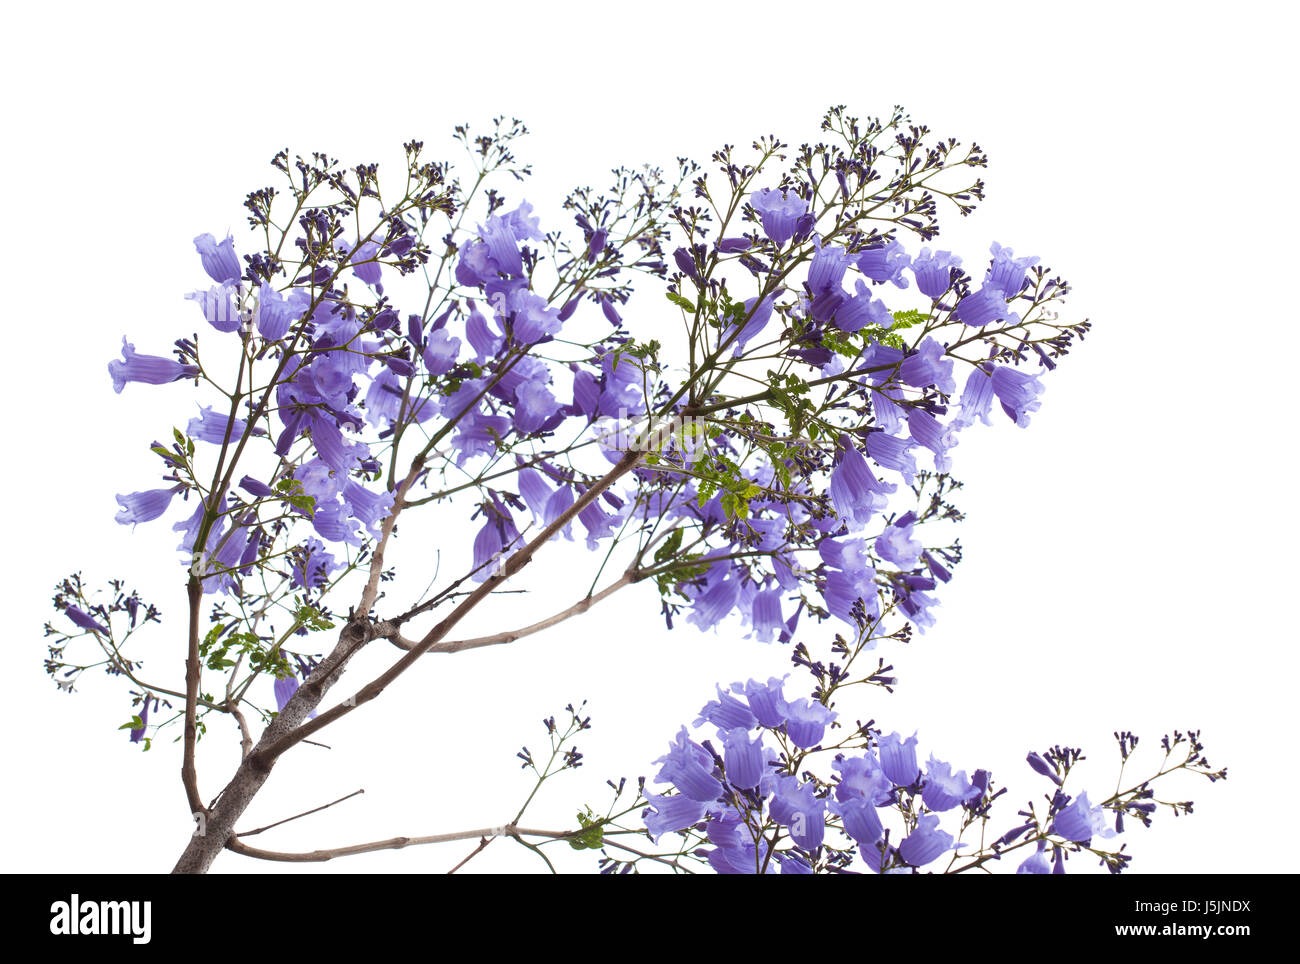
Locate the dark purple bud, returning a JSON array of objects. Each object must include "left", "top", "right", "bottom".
[
  {"left": 1026, "top": 752, "right": 1063, "bottom": 785},
  {"left": 385, "top": 356, "right": 415, "bottom": 377},
  {"left": 699, "top": 740, "right": 725, "bottom": 772},
  {"left": 717, "top": 237, "right": 751, "bottom": 253},
  {"left": 239, "top": 476, "right": 274, "bottom": 498},
  {"left": 792, "top": 212, "right": 816, "bottom": 243},
  {"left": 274, "top": 421, "right": 299, "bottom": 457},
  {"left": 385, "top": 235, "right": 414, "bottom": 257},
  {"left": 431, "top": 304, "right": 455, "bottom": 331},
  {"left": 995, "top": 822, "right": 1035, "bottom": 847},
  {"left": 588, "top": 228, "right": 608, "bottom": 263},
  {"left": 369, "top": 308, "right": 399, "bottom": 331},
  {"left": 673, "top": 246, "right": 702, "bottom": 285},
  {"left": 407, "top": 314, "right": 424, "bottom": 345},
  {"left": 894, "top": 511, "right": 917, "bottom": 528},
  {"left": 66, "top": 606, "right": 109, "bottom": 635},
  {"left": 558, "top": 296, "right": 581, "bottom": 322},
  {"left": 601, "top": 298, "right": 622, "bottom": 325},
  {"left": 922, "top": 550, "right": 952, "bottom": 583}
]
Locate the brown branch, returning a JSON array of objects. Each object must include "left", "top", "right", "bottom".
[
  {"left": 387, "top": 569, "right": 638, "bottom": 654},
  {"left": 181, "top": 577, "right": 205, "bottom": 818},
  {"left": 358, "top": 457, "right": 425, "bottom": 616},
  {"left": 226, "top": 823, "right": 575, "bottom": 863}
]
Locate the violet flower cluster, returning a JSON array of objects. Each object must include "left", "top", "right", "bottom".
[{"left": 635, "top": 674, "right": 1225, "bottom": 875}]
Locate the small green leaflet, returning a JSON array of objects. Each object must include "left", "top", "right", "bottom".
[
  {"left": 891, "top": 308, "right": 927, "bottom": 329},
  {"left": 568, "top": 807, "right": 605, "bottom": 850},
  {"left": 274, "top": 477, "right": 316, "bottom": 512},
  {"left": 294, "top": 604, "right": 335, "bottom": 632},
  {"left": 665, "top": 291, "right": 696, "bottom": 313}
]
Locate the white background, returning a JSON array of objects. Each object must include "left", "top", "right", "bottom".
[{"left": 2, "top": 0, "right": 1294, "bottom": 874}]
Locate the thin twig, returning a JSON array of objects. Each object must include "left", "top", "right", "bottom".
[
  {"left": 446, "top": 837, "right": 495, "bottom": 874},
  {"left": 235, "top": 788, "right": 366, "bottom": 838},
  {"left": 228, "top": 702, "right": 253, "bottom": 759},
  {"left": 388, "top": 570, "right": 638, "bottom": 654}
]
